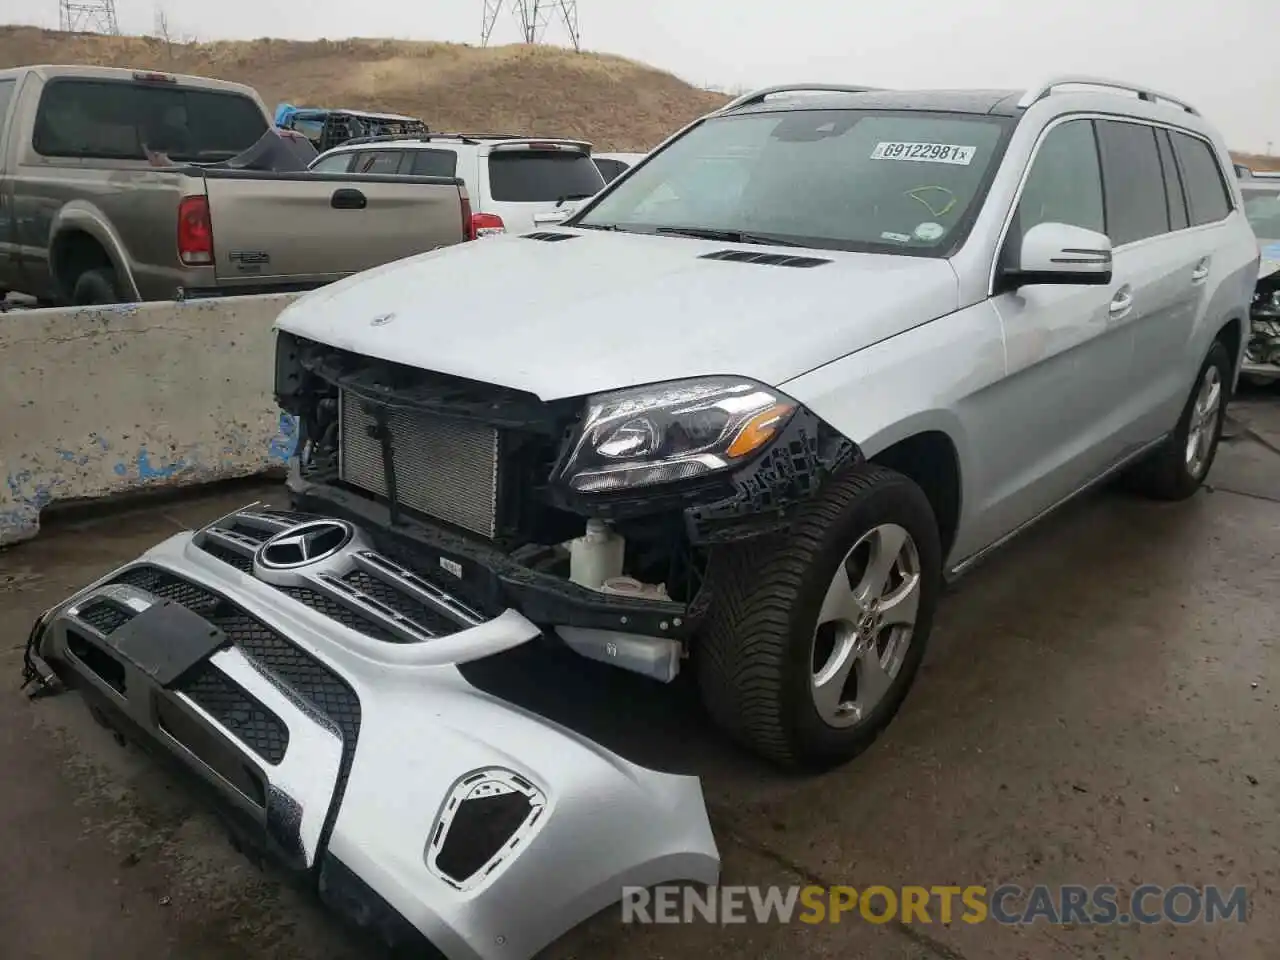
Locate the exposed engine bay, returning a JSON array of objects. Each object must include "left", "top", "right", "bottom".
[
  {"left": 1246, "top": 266, "right": 1280, "bottom": 378},
  {"left": 273, "top": 330, "right": 860, "bottom": 683}
]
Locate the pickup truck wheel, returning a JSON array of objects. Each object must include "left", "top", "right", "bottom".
[
  {"left": 71, "top": 267, "right": 123, "bottom": 306},
  {"left": 1126, "top": 341, "right": 1231, "bottom": 501},
  {"left": 696, "top": 464, "right": 942, "bottom": 770}
]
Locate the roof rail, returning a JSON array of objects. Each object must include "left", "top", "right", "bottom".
[
  {"left": 717, "top": 83, "right": 883, "bottom": 113},
  {"left": 1017, "top": 75, "right": 1199, "bottom": 116},
  {"left": 335, "top": 132, "right": 577, "bottom": 148}
]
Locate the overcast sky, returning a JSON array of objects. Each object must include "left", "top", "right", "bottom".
[{"left": 4, "top": 0, "right": 1277, "bottom": 151}]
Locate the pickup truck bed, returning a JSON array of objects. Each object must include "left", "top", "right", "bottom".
[
  {"left": 0, "top": 64, "right": 469, "bottom": 305},
  {"left": 187, "top": 169, "right": 468, "bottom": 297}
]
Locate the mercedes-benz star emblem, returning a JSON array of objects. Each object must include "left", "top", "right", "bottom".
[{"left": 257, "top": 519, "right": 355, "bottom": 570}]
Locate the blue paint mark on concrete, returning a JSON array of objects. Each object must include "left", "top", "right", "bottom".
[
  {"left": 134, "top": 448, "right": 188, "bottom": 480},
  {"left": 268, "top": 413, "right": 300, "bottom": 462},
  {"left": 114, "top": 463, "right": 128, "bottom": 476},
  {"left": 55, "top": 448, "right": 91, "bottom": 466}
]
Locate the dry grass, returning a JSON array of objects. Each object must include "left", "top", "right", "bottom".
[
  {"left": 0, "top": 26, "right": 728, "bottom": 151},
  {"left": 1234, "top": 152, "right": 1280, "bottom": 173},
  {"left": 3, "top": 26, "right": 1275, "bottom": 165}
]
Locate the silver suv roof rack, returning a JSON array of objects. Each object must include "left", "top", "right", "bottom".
[
  {"left": 717, "top": 83, "right": 883, "bottom": 113},
  {"left": 1017, "top": 75, "right": 1199, "bottom": 116}
]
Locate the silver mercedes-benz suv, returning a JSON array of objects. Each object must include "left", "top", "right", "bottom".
[{"left": 24, "top": 75, "right": 1259, "bottom": 960}]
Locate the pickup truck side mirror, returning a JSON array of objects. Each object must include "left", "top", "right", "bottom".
[{"left": 1002, "top": 221, "right": 1113, "bottom": 289}]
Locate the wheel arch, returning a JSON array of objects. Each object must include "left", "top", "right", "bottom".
[
  {"left": 48, "top": 204, "right": 141, "bottom": 303},
  {"left": 865, "top": 428, "right": 964, "bottom": 563}
]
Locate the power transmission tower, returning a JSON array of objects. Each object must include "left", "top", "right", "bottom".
[
  {"left": 59, "top": 0, "right": 121, "bottom": 34},
  {"left": 482, "top": 0, "right": 580, "bottom": 52}
]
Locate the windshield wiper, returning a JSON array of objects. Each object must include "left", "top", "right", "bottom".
[{"left": 652, "top": 226, "right": 802, "bottom": 247}]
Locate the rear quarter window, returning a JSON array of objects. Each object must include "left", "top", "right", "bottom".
[
  {"left": 1171, "top": 132, "right": 1231, "bottom": 226},
  {"left": 487, "top": 150, "right": 606, "bottom": 202},
  {"left": 409, "top": 149, "right": 458, "bottom": 177},
  {"left": 594, "top": 158, "right": 629, "bottom": 182},
  {"left": 33, "top": 78, "right": 267, "bottom": 161}
]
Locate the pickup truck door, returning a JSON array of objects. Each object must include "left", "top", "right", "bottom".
[
  {"left": 202, "top": 170, "right": 463, "bottom": 287},
  {"left": 966, "top": 118, "right": 1134, "bottom": 554}
]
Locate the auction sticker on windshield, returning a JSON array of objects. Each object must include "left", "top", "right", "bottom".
[{"left": 870, "top": 142, "right": 976, "bottom": 165}]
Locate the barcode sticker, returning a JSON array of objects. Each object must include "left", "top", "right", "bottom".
[{"left": 870, "top": 142, "right": 976, "bottom": 165}]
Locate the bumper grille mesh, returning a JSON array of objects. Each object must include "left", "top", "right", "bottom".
[
  {"left": 338, "top": 390, "right": 501, "bottom": 538},
  {"left": 182, "top": 664, "right": 289, "bottom": 765},
  {"left": 110, "top": 566, "right": 361, "bottom": 845}
]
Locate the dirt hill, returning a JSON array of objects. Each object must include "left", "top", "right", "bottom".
[
  {"left": 1, "top": 26, "right": 1276, "bottom": 168},
  {"left": 0, "top": 26, "right": 729, "bottom": 151}
]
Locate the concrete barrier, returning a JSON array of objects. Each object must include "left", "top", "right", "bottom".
[{"left": 1, "top": 293, "right": 301, "bottom": 547}]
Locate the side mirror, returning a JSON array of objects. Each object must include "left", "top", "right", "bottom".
[{"left": 1003, "top": 222, "right": 1113, "bottom": 289}]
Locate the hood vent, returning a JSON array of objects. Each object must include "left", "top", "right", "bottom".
[
  {"left": 700, "top": 249, "right": 830, "bottom": 268},
  {"left": 522, "top": 231, "right": 578, "bottom": 242}
]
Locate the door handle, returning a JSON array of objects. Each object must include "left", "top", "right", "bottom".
[
  {"left": 1191, "top": 258, "right": 1210, "bottom": 283},
  {"left": 331, "top": 188, "right": 367, "bottom": 210},
  {"left": 1109, "top": 286, "right": 1133, "bottom": 319}
]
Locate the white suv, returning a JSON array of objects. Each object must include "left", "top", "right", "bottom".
[{"left": 308, "top": 134, "right": 607, "bottom": 236}]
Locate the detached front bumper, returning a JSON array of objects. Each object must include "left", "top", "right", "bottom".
[{"left": 29, "top": 504, "right": 720, "bottom": 960}]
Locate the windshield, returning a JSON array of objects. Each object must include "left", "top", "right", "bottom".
[
  {"left": 573, "top": 109, "right": 1011, "bottom": 254},
  {"left": 1243, "top": 188, "right": 1280, "bottom": 240},
  {"left": 487, "top": 150, "right": 607, "bottom": 203}
]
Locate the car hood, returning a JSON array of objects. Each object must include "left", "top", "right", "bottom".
[{"left": 274, "top": 229, "right": 960, "bottom": 401}]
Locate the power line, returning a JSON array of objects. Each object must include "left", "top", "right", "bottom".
[
  {"left": 482, "top": 0, "right": 580, "bottom": 52},
  {"left": 58, "top": 0, "right": 120, "bottom": 35}
]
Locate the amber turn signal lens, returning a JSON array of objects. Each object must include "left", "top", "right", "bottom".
[{"left": 726, "top": 403, "right": 795, "bottom": 459}]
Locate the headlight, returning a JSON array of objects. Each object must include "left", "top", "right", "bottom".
[{"left": 558, "top": 377, "right": 797, "bottom": 494}]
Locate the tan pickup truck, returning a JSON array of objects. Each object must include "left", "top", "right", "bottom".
[{"left": 0, "top": 64, "right": 470, "bottom": 305}]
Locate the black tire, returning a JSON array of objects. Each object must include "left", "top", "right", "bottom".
[
  {"left": 71, "top": 267, "right": 123, "bottom": 306},
  {"left": 696, "top": 464, "right": 942, "bottom": 770},
  {"left": 1126, "top": 340, "right": 1232, "bottom": 501}
]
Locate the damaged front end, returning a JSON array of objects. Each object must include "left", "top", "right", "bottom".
[
  {"left": 1244, "top": 268, "right": 1280, "bottom": 382},
  {"left": 274, "top": 331, "right": 859, "bottom": 683},
  {"left": 24, "top": 510, "right": 720, "bottom": 959}
]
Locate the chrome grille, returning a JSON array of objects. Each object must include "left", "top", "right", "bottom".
[
  {"left": 193, "top": 505, "right": 486, "bottom": 643},
  {"left": 338, "top": 390, "right": 500, "bottom": 538}
]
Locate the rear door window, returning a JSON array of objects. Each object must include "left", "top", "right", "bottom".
[
  {"left": 1171, "top": 132, "right": 1231, "bottom": 226},
  {"left": 33, "top": 78, "right": 267, "bottom": 161},
  {"left": 409, "top": 149, "right": 458, "bottom": 177},
  {"left": 352, "top": 150, "right": 406, "bottom": 174},
  {"left": 487, "top": 149, "right": 606, "bottom": 202},
  {"left": 311, "top": 151, "right": 355, "bottom": 173},
  {"left": 1154, "top": 128, "right": 1189, "bottom": 231},
  {"left": 1095, "top": 119, "right": 1169, "bottom": 245}
]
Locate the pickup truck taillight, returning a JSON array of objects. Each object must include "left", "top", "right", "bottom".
[
  {"left": 177, "top": 196, "right": 214, "bottom": 266},
  {"left": 471, "top": 213, "right": 506, "bottom": 239}
]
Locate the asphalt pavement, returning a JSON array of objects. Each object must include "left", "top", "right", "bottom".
[{"left": 1, "top": 390, "right": 1277, "bottom": 960}]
